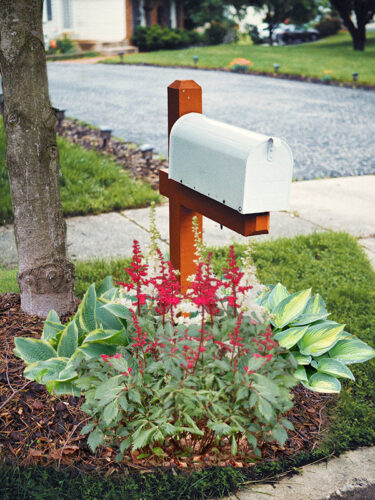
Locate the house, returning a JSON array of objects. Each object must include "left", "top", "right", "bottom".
[{"left": 43, "top": 0, "right": 184, "bottom": 50}]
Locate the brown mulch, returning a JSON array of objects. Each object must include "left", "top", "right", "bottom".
[
  {"left": 0, "top": 293, "right": 334, "bottom": 475},
  {"left": 58, "top": 118, "right": 167, "bottom": 190}
]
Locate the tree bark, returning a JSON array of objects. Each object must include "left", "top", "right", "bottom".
[{"left": 0, "top": 0, "right": 75, "bottom": 317}]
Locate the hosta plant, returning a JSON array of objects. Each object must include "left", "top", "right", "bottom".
[
  {"left": 256, "top": 283, "right": 375, "bottom": 393},
  {"left": 13, "top": 277, "right": 129, "bottom": 395}
]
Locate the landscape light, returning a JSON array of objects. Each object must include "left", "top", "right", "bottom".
[
  {"left": 118, "top": 51, "right": 125, "bottom": 62},
  {"left": 100, "top": 127, "right": 112, "bottom": 149},
  {"left": 55, "top": 108, "right": 65, "bottom": 129},
  {"left": 139, "top": 144, "right": 154, "bottom": 164},
  {"left": 273, "top": 63, "right": 280, "bottom": 72},
  {"left": 352, "top": 72, "right": 359, "bottom": 82},
  {"left": 193, "top": 55, "right": 199, "bottom": 65}
]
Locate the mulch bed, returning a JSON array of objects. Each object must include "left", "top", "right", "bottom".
[
  {"left": 0, "top": 293, "right": 334, "bottom": 476},
  {"left": 58, "top": 118, "right": 167, "bottom": 190}
]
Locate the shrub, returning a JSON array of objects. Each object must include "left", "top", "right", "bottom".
[
  {"left": 314, "top": 17, "right": 341, "bottom": 38},
  {"left": 248, "top": 24, "right": 263, "bottom": 45},
  {"left": 131, "top": 25, "right": 202, "bottom": 52},
  {"left": 204, "top": 22, "right": 227, "bottom": 45},
  {"left": 47, "top": 34, "right": 76, "bottom": 54}
]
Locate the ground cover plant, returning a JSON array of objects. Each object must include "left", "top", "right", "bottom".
[
  {"left": 0, "top": 118, "right": 160, "bottom": 225},
  {"left": 1, "top": 231, "right": 375, "bottom": 498},
  {"left": 102, "top": 32, "right": 375, "bottom": 86}
]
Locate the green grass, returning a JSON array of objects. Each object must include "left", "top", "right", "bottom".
[
  {"left": 102, "top": 32, "right": 375, "bottom": 86},
  {"left": 1, "top": 231, "right": 374, "bottom": 498},
  {"left": 0, "top": 119, "right": 160, "bottom": 225}
]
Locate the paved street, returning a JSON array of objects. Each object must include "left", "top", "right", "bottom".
[{"left": 47, "top": 63, "right": 375, "bottom": 180}]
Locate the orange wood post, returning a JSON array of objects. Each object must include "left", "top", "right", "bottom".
[{"left": 168, "top": 80, "right": 203, "bottom": 290}]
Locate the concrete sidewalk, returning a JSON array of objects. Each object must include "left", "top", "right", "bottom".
[{"left": 0, "top": 176, "right": 374, "bottom": 268}]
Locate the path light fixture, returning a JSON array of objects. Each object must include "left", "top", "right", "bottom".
[
  {"left": 118, "top": 51, "right": 125, "bottom": 63},
  {"left": 193, "top": 55, "right": 199, "bottom": 66},
  {"left": 55, "top": 108, "right": 65, "bottom": 129},
  {"left": 273, "top": 63, "right": 280, "bottom": 73},
  {"left": 352, "top": 72, "right": 359, "bottom": 82},
  {"left": 100, "top": 126, "right": 112, "bottom": 149},
  {"left": 0, "top": 93, "right": 3, "bottom": 114},
  {"left": 139, "top": 144, "right": 154, "bottom": 166}
]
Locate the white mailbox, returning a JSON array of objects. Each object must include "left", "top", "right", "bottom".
[{"left": 169, "top": 113, "right": 293, "bottom": 214}]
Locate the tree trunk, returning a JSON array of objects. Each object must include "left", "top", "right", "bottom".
[
  {"left": 0, "top": 0, "right": 75, "bottom": 318},
  {"left": 351, "top": 24, "right": 366, "bottom": 51}
]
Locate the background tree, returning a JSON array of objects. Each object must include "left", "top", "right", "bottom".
[
  {"left": 329, "top": 0, "right": 375, "bottom": 50},
  {"left": 241, "top": 0, "right": 318, "bottom": 45},
  {"left": 0, "top": 0, "right": 75, "bottom": 317}
]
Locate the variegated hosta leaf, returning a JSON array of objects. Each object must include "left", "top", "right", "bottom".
[
  {"left": 42, "top": 310, "right": 64, "bottom": 344},
  {"left": 317, "top": 358, "right": 355, "bottom": 380},
  {"left": 78, "top": 342, "right": 116, "bottom": 359},
  {"left": 267, "top": 283, "right": 290, "bottom": 310},
  {"left": 294, "top": 366, "right": 308, "bottom": 382},
  {"left": 78, "top": 284, "right": 97, "bottom": 332},
  {"left": 273, "top": 289, "right": 311, "bottom": 329},
  {"left": 46, "top": 380, "right": 81, "bottom": 397},
  {"left": 329, "top": 338, "right": 375, "bottom": 365},
  {"left": 255, "top": 286, "right": 273, "bottom": 307},
  {"left": 97, "top": 276, "right": 114, "bottom": 297},
  {"left": 14, "top": 337, "right": 57, "bottom": 364},
  {"left": 291, "top": 294, "right": 329, "bottom": 326},
  {"left": 292, "top": 353, "right": 312, "bottom": 365},
  {"left": 23, "top": 358, "right": 69, "bottom": 382},
  {"left": 98, "top": 287, "right": 120, "bottom": 303},
  {"left": 57, "top": 321, "right": 78, "bottom": 358},
  {"left": 102, "top": 302, "right": 132, "bottom": 321},
  {"left": 274, "top": 325, "right": 309, "bottom": 349},
  {"left": 84, "top": 328, "right": 128, "bottom": 345},
  {"left": 298, "top": 322, "right": 345, "bottom": 357},
  {"left": 96, "top": 303, "right": 124, "bottom": 330},
  {"left": 304, "top": 373, "right": 341, "bottom": 393}
]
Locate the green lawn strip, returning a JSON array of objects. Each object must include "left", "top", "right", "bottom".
[
  {"left": 0, "top": 119, "right": 160, "bottom": 225},
  {"left": 1, "top": 232, "right": 374, "bottom": 498},
  {"left": 102, "top": 32, "right": 375, "bottom": 86}
]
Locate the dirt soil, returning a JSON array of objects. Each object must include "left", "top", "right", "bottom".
[{"left": 0, "top": 293, "right": 333, "bottom": 476}]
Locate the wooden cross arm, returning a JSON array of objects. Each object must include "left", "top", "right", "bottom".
[{"left": 159, "top": 169, "right": 270, "bottom": 237}]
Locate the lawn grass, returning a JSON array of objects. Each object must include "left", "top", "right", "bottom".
[
  {"left": 102, "top": 32, "right": 375, "bottom": 86},
  {"left": 0, "top": 119, "right": 160, "bottom": 225},
  {"left": 1, "top": 231, "right": 374, "bottom": 498}
]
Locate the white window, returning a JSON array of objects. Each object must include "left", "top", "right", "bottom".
[{"left": 62, "top": 0, "right": 73, "bottom": 29}]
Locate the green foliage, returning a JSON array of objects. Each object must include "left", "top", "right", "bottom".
[
  {"left": 314, "top": 16, "right": 341, "bottom": 37},
  {"left": 0, "top": 119, "right": 160, "bottom": 225},
  {"left": 204, "top": 22, "right": 228, "bottom": 45},
  {"left": 252, "top": 231, "right": 375, "bottom": 450},
  {"left": 132, "top": 25, "right": 202, "bottom": 52},
  {"left": 13, "top": 279, "right": 132, "bottom": 395},
  {"left": 102, "top": 31, "right": 375, "bottom": 86}
]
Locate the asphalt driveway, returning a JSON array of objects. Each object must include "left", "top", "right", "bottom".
[{"left": 47, "top": 63, "right": 375, "bottom": 180}]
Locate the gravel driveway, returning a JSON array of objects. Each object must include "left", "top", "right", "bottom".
[{"left": 47, "top": 63, "right": 374, "bottom": 180}]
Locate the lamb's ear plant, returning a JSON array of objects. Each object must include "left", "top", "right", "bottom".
[
  {"left": 13, "top": 278, "right": 130, "bottom": 395},
  {"left": 256, "top": 283, "right": 375, "bottom": 393}
]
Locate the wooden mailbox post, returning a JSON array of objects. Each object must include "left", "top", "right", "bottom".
[{"left": 159, "top": 80, "right": 270, "bottom": 290}]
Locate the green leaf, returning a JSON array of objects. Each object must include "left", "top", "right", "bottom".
[
  {"left": 273, "top": 289, "right": 311, "bottom": 328},
  {"left": 282, "top": 418, "right": 294, "bottom": 431},
  {"left": 84, "top": 328, "right": 126, "bottom": 344},
  {"left": 291, "top": 294, "right": 329, "bottom": 326},
  {"left": 329, "top": 338, "right": 375, "bottom": 365},
  {"left": 298, "top": 322, "right": 345, "bottom": 357},
  {"left": 252, "top": 374, "right": 280, "bottom": 403},
  {"left": 97, "top": 276, "right": 114, "bottom": 296},
  {"left": 57, "top": 321, "right": 78, "bottom": 358},
  {"left": 272, "top": 423, "right": 288, "bottom": 445},
  {"left": 231, "top": 435, "right": 238, "bottom": 456},
  {"left": 87, "top": 428, "right": 105, "bottom": 452},
  {"left": 46, "top": 380, "right": 81, "bottom": 397},
  {"left": 236, "top": 386, "right": 249, "bottom": 402},
  {"left": 42, "top": 310, "right": 63, "bottom": 343},
  {"left": 132, "top": 427, "right": 156, "bottom": 451},
  {"left": 245, "top": 432, "right": 257, "bottom": 449},
  {"left": 95, "top": 375, "right": 124, "bottom": 403},
  {"left": 293, "top": 353, "right": 312, "bottom": 365},
  {"left": 317, "top": 358, "right": 355, "bottom": 380},
  {"left": 81, "top": 423, "right": 94, "bottom": 435},
  {"left": 152, "top": 447, "right": 166, "bottom": 457},
  {"left": 294, "top": 366, "right": 308, "bottom": 382},
  {"left": 208, "top": 421, "right": 231, "bottom": 435},
  {"left": 14, "top": 337, "right": 57, "bottom": 364},
  {"left": 78, "top": 343, "right": 116, "bottom": 359},
  {"left": 23, "top": 358, "right": 68, "bottom": 382},
  {"left": 257, "top": 397, "right": 273, "bottom": 421},
  {"left": 305, "top": 373, "right": 341, "bottom": 394},
  {"left": 267, "top": 283, "right": 290, "bottom": 310},
  {"left": 184, "top": 414, "right": 204, "bottom": 436},
  {"left": 79, "top": 284, "right": 97, "bottom": 332},
  {"left": 102, "top": 303, "right": 132, "bottom": 321},
  {"left": 120, "top": 437, "right": 132, "bottom": 452},
  {"left": 96, "top": 305, "right": 124, "bottom": 331},
  {"left": 103, "top": 401, "right": 119, "bottom": 425},
  {"left": 274, "top": 325, "right": 309, "bottom": 349},
  {"left": 56, "top": 362, "right": 78, "bottom": 382}
]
